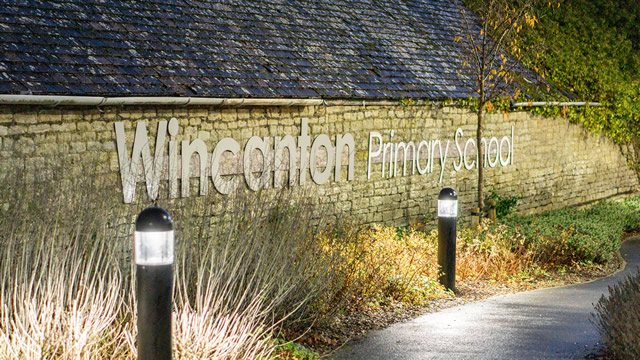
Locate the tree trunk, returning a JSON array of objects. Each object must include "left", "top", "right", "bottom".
[{"left": 477, "top": 107, "right": 484, "bottom": 209}]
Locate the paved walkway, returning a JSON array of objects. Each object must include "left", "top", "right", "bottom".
[{"left": 333, "top": 238, "right": 640, "bottom": 360}]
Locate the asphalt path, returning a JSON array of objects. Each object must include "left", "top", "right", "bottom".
[{"left": 333, "top": 238, "right": 640, "bottom": 360}]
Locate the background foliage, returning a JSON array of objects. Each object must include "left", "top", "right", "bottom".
[
  {"left": 511, "top": 0, "right": 640, "bottom": 175},
  {"left": 463, "top": 0, "right": 640, "bottom": 176}
]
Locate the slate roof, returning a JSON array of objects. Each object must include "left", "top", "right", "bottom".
[{"left": 0, "top": 0, "right": 520, "bottom": 99}]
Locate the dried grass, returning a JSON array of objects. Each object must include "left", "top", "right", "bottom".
[
  {"left": 456, "top": 221, "right": 537, "bottom": 282},
  {"left": 0, "top": 161, "right": 132, "bottom": 359},
  {"left": 592, "top": 269, "right": 640, "bottom": 359},
  {"left": 0, "top": 156, "right": 352, "bottom": 359}
]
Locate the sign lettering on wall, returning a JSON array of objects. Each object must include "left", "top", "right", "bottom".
[
  {"left": 114, "top": 118, "right": 514, "bottom": 203},
  {"left": 115, "top": 118, "right": 355, "bottom": 203},
  {"left": 366, "top": 127, "right": 514, "bottom": 182}
]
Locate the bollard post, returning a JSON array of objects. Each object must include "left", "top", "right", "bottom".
[
  {"left": 135, "top": 207, "right": 174, "bottom": 360},
  {"left": 470, "top": 207, "right": 481, "bottom": 230},
  {"left": 487, "top": 199, "right": 497, "bottom": 225},
  {"left": 437, "top": 188, "right": 457, "bottom": 292}
]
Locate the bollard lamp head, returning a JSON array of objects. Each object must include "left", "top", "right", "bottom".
[
  {"left": 438, "top": 187, "right": 458, "bottom": 218},
  {"left": 135, "top": 207, "right": 174, "bottom": 266}
]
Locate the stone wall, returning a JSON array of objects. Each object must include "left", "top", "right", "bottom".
[{"left": 0, "top": 104, "right": 636, "bottom": 225}]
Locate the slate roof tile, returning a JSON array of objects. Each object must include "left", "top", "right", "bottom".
[{"left": 0, "top": 0, "right": 540, "bottom": 99}]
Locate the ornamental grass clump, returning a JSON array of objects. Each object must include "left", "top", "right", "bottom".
[
  {"left": 0, "top": 160, "right": 134, "bottom": 359},
  {"left": 170, "top": 190, "right": 354, "bottom": 356},
  {"left": 0, "top": 155, "right": 354, "bottom": 359},
  {"left": 592, "top": 269, "right": 640, "bottom": 359}
]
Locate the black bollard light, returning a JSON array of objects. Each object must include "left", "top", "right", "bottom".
[
  {"left": 135, "top": 207, "right": 174, "bottom": 360},
  {"left": 437, "top": 187, "right": 458, "bottom": 292}
]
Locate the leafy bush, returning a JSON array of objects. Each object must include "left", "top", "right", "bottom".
[
  {"left": 504, "top": 198, "right": 640, "bottom": 265},
  {"left": 453, "top": 197, "right": 640, "bottom": 284},
  {"left": 488, "top": 190, "right": 524, "bottom": 219},
  {"left": 455, "top": 221, "right": 536, "bottom": 282},
  {"left": 320, "top": 223, "right": 449, "bottom": 307},
  {"left": 592, "top": 269, "right": 640, "bottom": 359}
]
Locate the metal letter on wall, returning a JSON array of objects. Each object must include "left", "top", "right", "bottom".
[
  {"left": 310, "top": 134, "right": 334, "bottom": 185},
  {"left": 181, "top": 138, "right": 208, "bottom": 197},
  {"left": 244, "top": 136, "right": 271, "bottom": 191},
  {"left": 115, "top": 121, "right": 166, "bottom": 204},
  {"left": 274, "top": 135, "right": 297, "bottom": 187},
  {"left": 211, "top": 138, "right": 240, "bottom": 195}
]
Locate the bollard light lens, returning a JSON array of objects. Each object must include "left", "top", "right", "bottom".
[
  {"left": 135, "top": 230, "right": 174, "bottom": 265},
  {"left": 438, "top": 199, "right": 458, "bottom": 217}
]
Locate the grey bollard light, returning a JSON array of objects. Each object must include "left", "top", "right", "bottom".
[
  {"left": 135, "top": 207, "right": 174, "bottom": 360},
  {"left": 437, "top": 188, "right": 458, "bottom": 292}
]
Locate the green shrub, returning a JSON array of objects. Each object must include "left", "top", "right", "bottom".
[
  {"left": 488, "top": 190, "right": 524, "bottom": 219},
  {"left": 592, "top": 269, "right": 640, "bottom": 359},
  {"left": 505, "top": 198, "right": 640, "bottom": 265},
  {"left": 620, "top": 197, "right": 640, "bottom": 230}
]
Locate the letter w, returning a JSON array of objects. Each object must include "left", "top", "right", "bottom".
[{"left": 115, "top": 121, "right": 167, "bottom": 203}]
